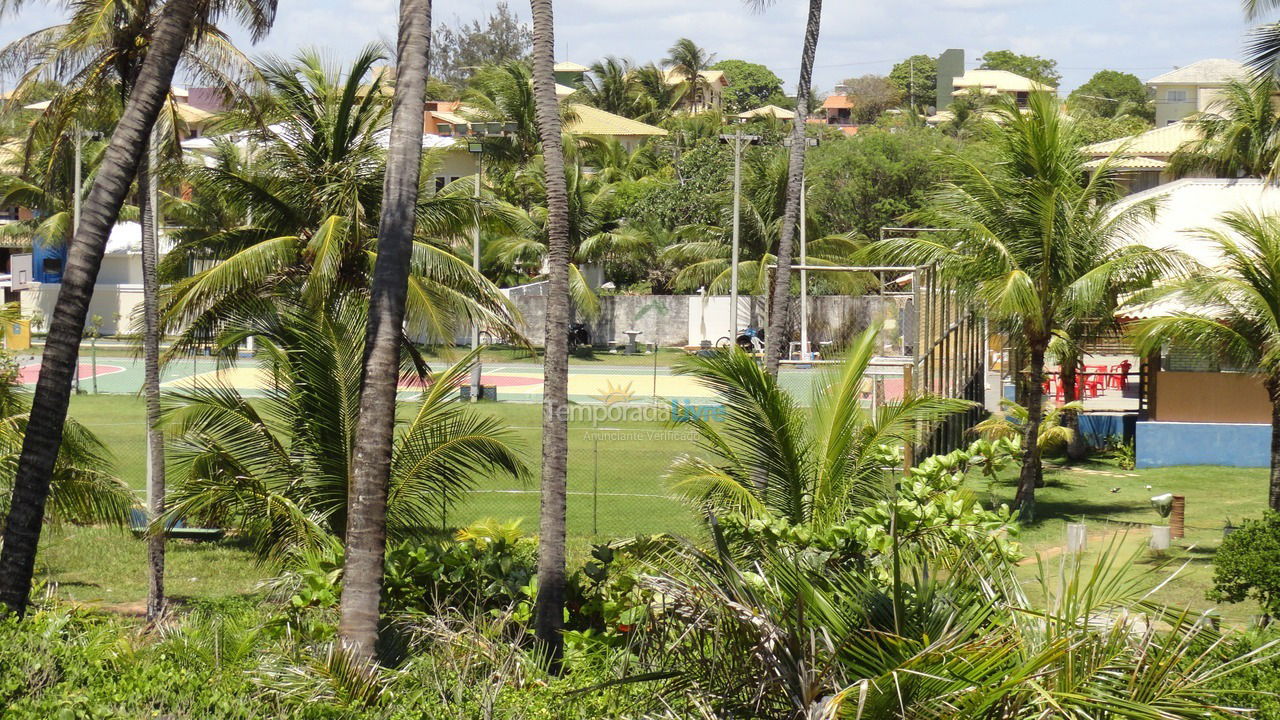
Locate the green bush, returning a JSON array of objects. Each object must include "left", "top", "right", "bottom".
[{"left": 1209, "top": 512, "right": 1280, "bottom": 620}]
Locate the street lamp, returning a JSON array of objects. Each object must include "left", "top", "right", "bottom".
[
  {"left": 463, "top": 121, "right": 516, "bottom": 401},
  {"left": 718, "top": 130, "right": 759, "bottom": 342},
  {"left": 784, "top": 135, "right": 819, "bottom": 361}
]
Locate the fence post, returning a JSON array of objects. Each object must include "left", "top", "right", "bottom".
[
  {"left": 903, "top": 363, "right": 915, "bottom": 472},
  {"left": 592, "top": 418, "right": 599, "bottom": 537}
]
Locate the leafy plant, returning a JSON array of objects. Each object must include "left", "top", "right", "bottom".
[{"left": 1210, "top": 511, "right": 1280, "bottom": 621}]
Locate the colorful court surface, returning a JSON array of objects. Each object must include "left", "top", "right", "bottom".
[{"left": 17, "top": 354, "right": 904, "bottom": 406}]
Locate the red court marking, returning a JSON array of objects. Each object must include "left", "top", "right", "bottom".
[
  {"left": 397, "top": 373, "right": 543, "bottom": 389},
  {"left": 19, "top": 363, "right": 126, "bottom": 384}
]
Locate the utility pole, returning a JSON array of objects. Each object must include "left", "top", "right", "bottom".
[
  {"left": 718, "top": 130, "right": 758, "bottom": 341},
  {"left": 471, "top": 147, "right": 483, "bottom": 401}
]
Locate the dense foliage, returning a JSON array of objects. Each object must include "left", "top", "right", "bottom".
[{"left": 1210, "top": 512, "right": 1280, "bottom": 619}]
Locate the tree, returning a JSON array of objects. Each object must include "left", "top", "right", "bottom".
[
  {"left": 337, "top": 0, "right": 433, "bottom": 661},
  {"left": 668, "top": 328, "right": 967, "bottom": 528},
  {"left": 580, "top": 57, "right": 635, "bottom": 117},
  {"left": 1130, "top": 210, "right": 1280, "bottom": 512},
  {"left": 1072, "top": 113, "right": 1152, "bottom": 145},
  {"left": 663, "top": 38, "right": 716, "bottom": 86},
  {"left": 528, "top": 0, "right": 572, "bottom": 672},
  {"left": 161, "top": 300, "right": 527, "bottom": 559},
  {"left": 839, "top": 74, "right": 902, "bottom": 124},
  {"left": 753, "top": 0, "right": 824, "bottom": 376},
  {"left": 977, "top": 49, "right": 1061, "bottom": 87},
  {"left": 1209, "top": 511, "right": 1280, "bottom": 621},
  {"left": 430, "top": 1, "right": 531, "bottom": 89},
  {"left": 1068, "top": 69, "right": 1153, "bottom": 121},
  {"left": 1245, "top": 0, "right": 1280, "bottom": 76},
  {"left": 162, "top": 48, "right": 521, "bottom": 354},
  {"left": 869, "top": 94, "right": 1172, "bottom": 520},
  {"left": 712, "top": 59, "right": 785, "bottom": 113},
  {"left": 0, "top": 0, "right": 211, "bottom": 618},
  {"left": 888, "top": 54, "right": 936, "bottom": 112},
  {"left": 1171, "top": 76, "right": 1280, "bottom": 180},
  {"left": 805, "top": 128, "right": 952, "bottom": 241},
  {"left": 0, "top": 0, "right": 273, "bottom": 623}
]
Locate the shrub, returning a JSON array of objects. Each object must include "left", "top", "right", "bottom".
[{"left": 1209, "top": 512, "right": 1280, "bottom": 620}]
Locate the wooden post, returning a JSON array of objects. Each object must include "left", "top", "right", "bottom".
[{"left": 903, "top": 363, "right": 915, "bottom": 472}]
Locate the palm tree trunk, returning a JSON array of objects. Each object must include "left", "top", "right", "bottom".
[
  {"left": 139, "top": 145, "right": 166, "bottom": 624},
  {"left": 0, "top": 0, "right": 202, "bottom": 617},
  {"left": 528, "top": 0, "right": 571, "bottom": 672},
  {"left": 1060, "top": 352, "right": 1087, "bottom": 462},
  {"left": 1270, "top": 380, "right": 1280, "bottom": 513},
  {"left": 763, "top": 0, "right": 822, "bottom": 376},
  {"left": 337, "top": 0, "right": 433, "bottom": 661},
  {"left": 1014, "top": 342, "right": 1046, "bottom": 521}
]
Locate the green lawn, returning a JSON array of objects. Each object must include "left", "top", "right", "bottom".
[{"left": 50, "top": 395, "right": 1275, "bottom": 624}]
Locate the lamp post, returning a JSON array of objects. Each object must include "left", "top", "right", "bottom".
[
  {"left": 784, "top": 135, "right": 819, "bottom": 360},
  {"left": 463, "top": 121, "right": 516, "bottom": 401},
  {"left": 718, "top": 130, "right": 759, "bottom": 342}
]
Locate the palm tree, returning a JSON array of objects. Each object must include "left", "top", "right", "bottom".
[
  {"left": 161, "top": 300, "right": 528, "bottom": 559},
  {"left": 628, "top": 63, "right": 686, "bottom": 125},
  {"left": 1245, "top": 0, "right": 1280, "bottom": 77},
  {"left": 0, "top": 0, "right": 224, "bottom": 618},
  {"left": 868, "top": 94, "right": 1174, "bottom": 520},
  {"left": 662, "top": 38, "right": 716, "bottom": 107},
  {"left": 161, "top": 48, "right": 522, "bottom": 354},
  {"left": 0, "top": 0, "right": 274, "bottom": 624},
  {"left": 1171, "top": 76, "right": 1280, "bottom": 180},
  {"left": 749, "top": 0, "right": 824, "bottom": 376},
  {"left": 580, "top": 57, "right": 635, "bottom": 117},
  {"left": 632, "top": 533, "right": 1268, "bottom": 717},
  {"left": 527, "top": 0, "right": 572, "bottom": 672},
  {"left": 1130, "top": 210, "right": 1280, "bottom": 512},
  {"left": 667, "top": 327, "right": 968, "bottom": 529},
  {"left": 575, "top": 136, "right": 657, "bottom": 183},
  {"left": 338, "top": 0, "right": 434, "bottom": 661}
]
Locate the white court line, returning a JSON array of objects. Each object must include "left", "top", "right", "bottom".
[{"left": 466, "top": 489, "right": 678, "bottom": 499}]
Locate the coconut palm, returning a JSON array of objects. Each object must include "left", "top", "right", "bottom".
[
  {"left": 580, "top": 57, "right": 635, "bottom": 118},
  {"left": 1171, "top": 76, "right": 1280, "bottom": 180},
  {"left": 575, "top": 136, "right": 657, "bottom": 183},
  {"left": 628, "top": 63, "right": 686, "bottom": 125},
  {"left": 1246, "top": 0, "right": 1280, "bottom": 77},
  {"left": 0, "top": 0, "right": 275, "bottom": 623},
  {"left": 0, "top": 0, "right": 232, "bottom": 618},
  {"left": 161, "top": 47, "right": 522, "bottom": 354},
  {"left": 339, "top": 0, "right": 435, "bottom": 659},
  {"left": 1130, "top": 210, "right": 1280, "bottom": 512},
  {"left": 747, "top": 0, "right": 824, "bottom": 375},
  {"left": 868, "top": 93, "right": 1175, "bottom": 520},
  {"left": 0, "top": 332, "right": 133, "bottom": 528},
  {"left": 527, "top": 0, "right": 572, "bottom": 671},
  {"left": 631, "top": 532, "right": 1271, "bottom": 718},
  {"left": 973, "top": 398, "right": 1082, "bottom": 452},
  {"left": 462, "top": 61, "right": 578, "bottom": 168},
  {"left": 161, "top": 299, "right": 529, "bottom": 560},
  {"left": 667, "top": 327, "right": 967, "bottom": 529},
  {"left": 662, "top": 38, "right": 715, "bottom": 101}
]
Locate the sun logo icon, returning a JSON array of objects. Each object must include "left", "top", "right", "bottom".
[{"left": 594, "top": 380, "right": 636, "bottom": 405}]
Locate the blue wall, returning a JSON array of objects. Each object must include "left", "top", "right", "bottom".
[
  {"left": 1136, "top": 421, "right": 1270, "bottom": 468},
  {"left": 32, "top": 235, "right": 66, "bottom": 284}
]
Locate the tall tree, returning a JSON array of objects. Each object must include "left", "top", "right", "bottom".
[
  {"left": 663, "top": 38, "right": 716, "bottom": 86},
  {"left": 430, "top": 1, "right": 532, "bottom": 89},
  {"left": 1171, "top": 76, "right": 1280, "bottom": 180},
  {"left": 756, "top": 0, "right": 823, "bottom": 375},
  {"left": 1, "top": 0, "right": 273, "bottom": 624},
  {"left": 977, "top": 50, "right": 1061, "bottom": 87},
  {"left": 580, "top": 57, "right": 635, "bottom": 117},
  {"left": 1130, "top": 211, "right": 1280, "bottom": 512},
  {"left": 1068, "top": 69, "right": 1154, "bottom": 121},
  {"left": 0, "top": 0, "right": 209, "bottom": 618},
  {"left": 868, "top": 94, "right": 1172, "bottom": 520},
  {"left": 712, "top": 58, "right": 785, "bottom": 113},
  {"left": 1245, "top": 0, "right": 1280, "bottom": 76},
  {"left": 337, "top": 0, "right": 434, "bottom": 660},
  {"left": 888, "top": 54, "right": 937, "bottom": 112},
  {"left": 527, "top": 0, "right": 572, "bottom": 671},
  {"left": 839, "top": 74, "right": 902, "bottom": 124}
]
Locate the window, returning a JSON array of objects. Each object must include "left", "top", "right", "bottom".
[
  {"left": 42, "top": 258, "right": 61, "bottom": 275},
  {"left": 1167, "top": 89, "right": 1187, "bottom": 102}
]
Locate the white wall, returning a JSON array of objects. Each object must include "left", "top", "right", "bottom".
[{"left": 22, "top": 283, "right": 144, "bottom": 334}]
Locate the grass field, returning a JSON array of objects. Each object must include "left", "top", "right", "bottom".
[{"left": 39, "top": 394, "right": 1272, "bottom": 623}]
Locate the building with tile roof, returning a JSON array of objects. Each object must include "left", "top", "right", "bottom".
[{"left": 1147, "top": 58, "right": 1249, "bottom": 127}]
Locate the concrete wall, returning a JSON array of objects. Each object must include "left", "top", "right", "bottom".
[
  {"left": 1136, "top": 420, "right": 1270, "bottom": 468},
  {"left": 501, "top": 293, "right": 912, "bottom": 349},
  {"left": 1151, "top": 370, "right": 1271, "bottom": 424},
  {"left": 22, "top": 283, "right": 143, "bottom": 335}
]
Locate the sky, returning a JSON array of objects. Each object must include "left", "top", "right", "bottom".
[{"left": 0, "top": 0, "right": 1260, "bottom": 95}]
